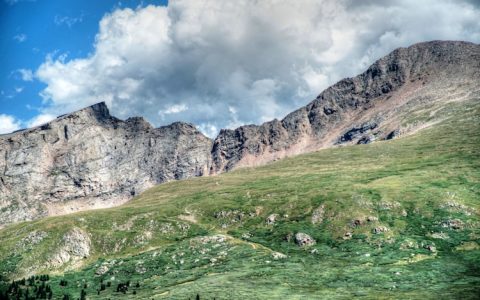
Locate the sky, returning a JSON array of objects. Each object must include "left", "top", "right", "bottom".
[{"left": 1, "top": 0, "right": 480, "bottom": 137}]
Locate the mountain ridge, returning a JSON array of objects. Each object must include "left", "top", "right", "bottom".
[{"left": 1, "top": 40, "right": 479, "bottom": 227}]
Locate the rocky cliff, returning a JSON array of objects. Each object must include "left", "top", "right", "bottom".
[
  {"left": 211, "top": 41, "right": 480, "bottom": 172},
  {"left": 1, "top": 40, "right": 479, "bottom": 226},
  {"left": 0, "top": 103, "right": 212, "bottom": 225}
]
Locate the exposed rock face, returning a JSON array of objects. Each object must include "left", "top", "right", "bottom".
[
  {"left": 0, "top": 103, "right": 212, "bottom": 226},
  {"left": 1, "top": 41, "right": 479, "bottom": 227},
  {"left": 211, "top": 41, "right": 480, "bottom": 172},
  {"left": 47, "top": 228, "right": 91, "bottom": 268}
]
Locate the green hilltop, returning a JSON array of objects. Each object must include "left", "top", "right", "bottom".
[{"left": 0, "top": 99, "right": 479, "bottom": 299}]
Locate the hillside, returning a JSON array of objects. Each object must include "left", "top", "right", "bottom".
[
  {"left": 0, "top": 95, "right": 479, "bottom": 299},
  {"left": 1, "top": 41, "right": 479, "bottom": 227}
]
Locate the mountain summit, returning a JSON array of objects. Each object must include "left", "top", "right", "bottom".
[{"left": 0, "top": 40, "right": 479, "bottom": 226}]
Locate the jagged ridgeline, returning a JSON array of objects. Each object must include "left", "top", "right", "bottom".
[
  {"left": 1, "top": 41, "right": 479, "bottom": 227},
  {"left": 0, "top": 41, "right": 479, "bottom": 299}
]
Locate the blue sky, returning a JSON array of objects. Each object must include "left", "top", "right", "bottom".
[
  {"left": 1, "top": 0, "right": 166, "bottom": 129},
  {"left": 1, "top": 0, "right": 479, "bottom": 136}
]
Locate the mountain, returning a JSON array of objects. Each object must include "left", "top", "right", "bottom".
[
  {"left": 1, "top": 41, "right": 479, "bottom": 228},
  {"left": 0, "top": 104, "right": 212, "bottom": 225},
  {"left": 0, "top": 40, "right": 479, "bottom": 299},
  {"left": 211, "top": 40, "right": 480, "bottom": 171}
]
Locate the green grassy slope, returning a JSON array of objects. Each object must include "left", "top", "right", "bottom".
[{"left": 0, "top": 99, "right": 479, "bottom": 299}]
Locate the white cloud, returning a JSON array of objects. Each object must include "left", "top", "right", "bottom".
[
  {"left": 160, "top": 104, "right": 188, "bottom": 115},
  {"left": 0, "top": 114, "right": 21, "bottom": 134},
  {"left": 54, "top": 14, "right": 84, "bottom": 27},
  {"left": 35, "top": 0, "right": 480, "bottom": 137},
  {"left": 26, "top": 113, "right": 56, "bottom": 128},
  {"left": 13, "top": 34, "right": 27, "bottom": 43},
  {"left": 18, "top": 69, "right": 34, "bottom": 81},
  {"left": 14, "top": 86, "right": 24, "bottom": 93}
]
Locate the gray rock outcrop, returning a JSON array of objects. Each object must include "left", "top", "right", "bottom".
[
  {"left": 47, "top": 228, "right": 91, "bottom": 267},
  {"left": 0, "top": 103, "right": 212, "bottom": 225}
]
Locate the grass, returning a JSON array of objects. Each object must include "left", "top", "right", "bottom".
[{"left": 0, "top": 99, "right": 479, "bottom": 299}]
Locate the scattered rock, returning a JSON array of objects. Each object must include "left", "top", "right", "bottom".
[
  {"left": 177, "top": 222, "right": 190, "bottom": 231},
  {"left": 134, "top": 231, "right": 153, "bottom": 244},
  {"left": 95, "top": 264, "right": 110, "bottom": 275},
  {"left": 266, "top": 214, "right": 279, "bottom": 225},
  {"left": 424, "top": 244, "right": 437, "bottom": 252},
  {"left": 441, "top": 200, "right": 472, "bottom": 215},
  {"left": 430, "top": 232, "right": 449, "bottom": 240},
  {"left": 366, "top": 216, "right": 378, "bottom": 222},
  {"left": 311, "top": 205, "right": 325, "bottom": 224},
  {"left": 16, "top": 231, "right": 48, "bottom": 250},
  {"left": 400, "top": 239, "right": 419, "bottom": 250},
  {"left": 159, "top": 223, "right": 174, "bottom": 234},
  {"left": 241, "top": 232, "right": 252, "bottom": 239},
  {"left": 372, "top": 226, "right": 389, "bottom": 234},
  {"left": 135, "top": 263, "right": 147, "bottom": 274},
  {"left": 214, "top": 209, "right": 253, "bottom": 226},
  {"left": 272, "top": 252, "right": 287, "bottom": 260},
  {"left": 294, "top": 232, "right": 316, "bottom": 247},
  {"left": 351, "top": 218, "right": 364, "bottom": 228},
  {"left": 441, "top": 219, "right": 464, "bottom": 230},
  {"left": 195, "top": 235, "right": 228, "bottom": 244},
  {"left": 378, "top": 201, "right": 401, "bottom": 210},
  {"left": 343, "top": 232, "right": 353, "bottom": 240}
]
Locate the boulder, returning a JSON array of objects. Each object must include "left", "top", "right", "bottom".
[
  {"left": 266, "top": 214, "right": 279, "bottom": 225},
  {"left": 295, "top": 232, "right": 316, "bottom": 247}
]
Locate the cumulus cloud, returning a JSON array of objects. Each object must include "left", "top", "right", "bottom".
[
  {"left": 18, "top": 68, "right": 34, "bottom": 81},
  {"left": 35, "top": 0, "right": 480, "bottom": 137},
  {"left": 0, "top": 114, "right": 21, "bottom": 134},
  {"left": 26, "top": 113, "right": 56, "bottom": 128}
]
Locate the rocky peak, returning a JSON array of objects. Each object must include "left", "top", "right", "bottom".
[
  {"left": 0, "top": 103, "right": 212, "bottom": 226},
  {"left": 125, "top": 116, "right": 153, "bottom": 131},
  {"left": 211, "top": 41, "right": 480, "bottom": 172},
  {"left": 56, "top": 101, "right": 114, "bottom": 125}
]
